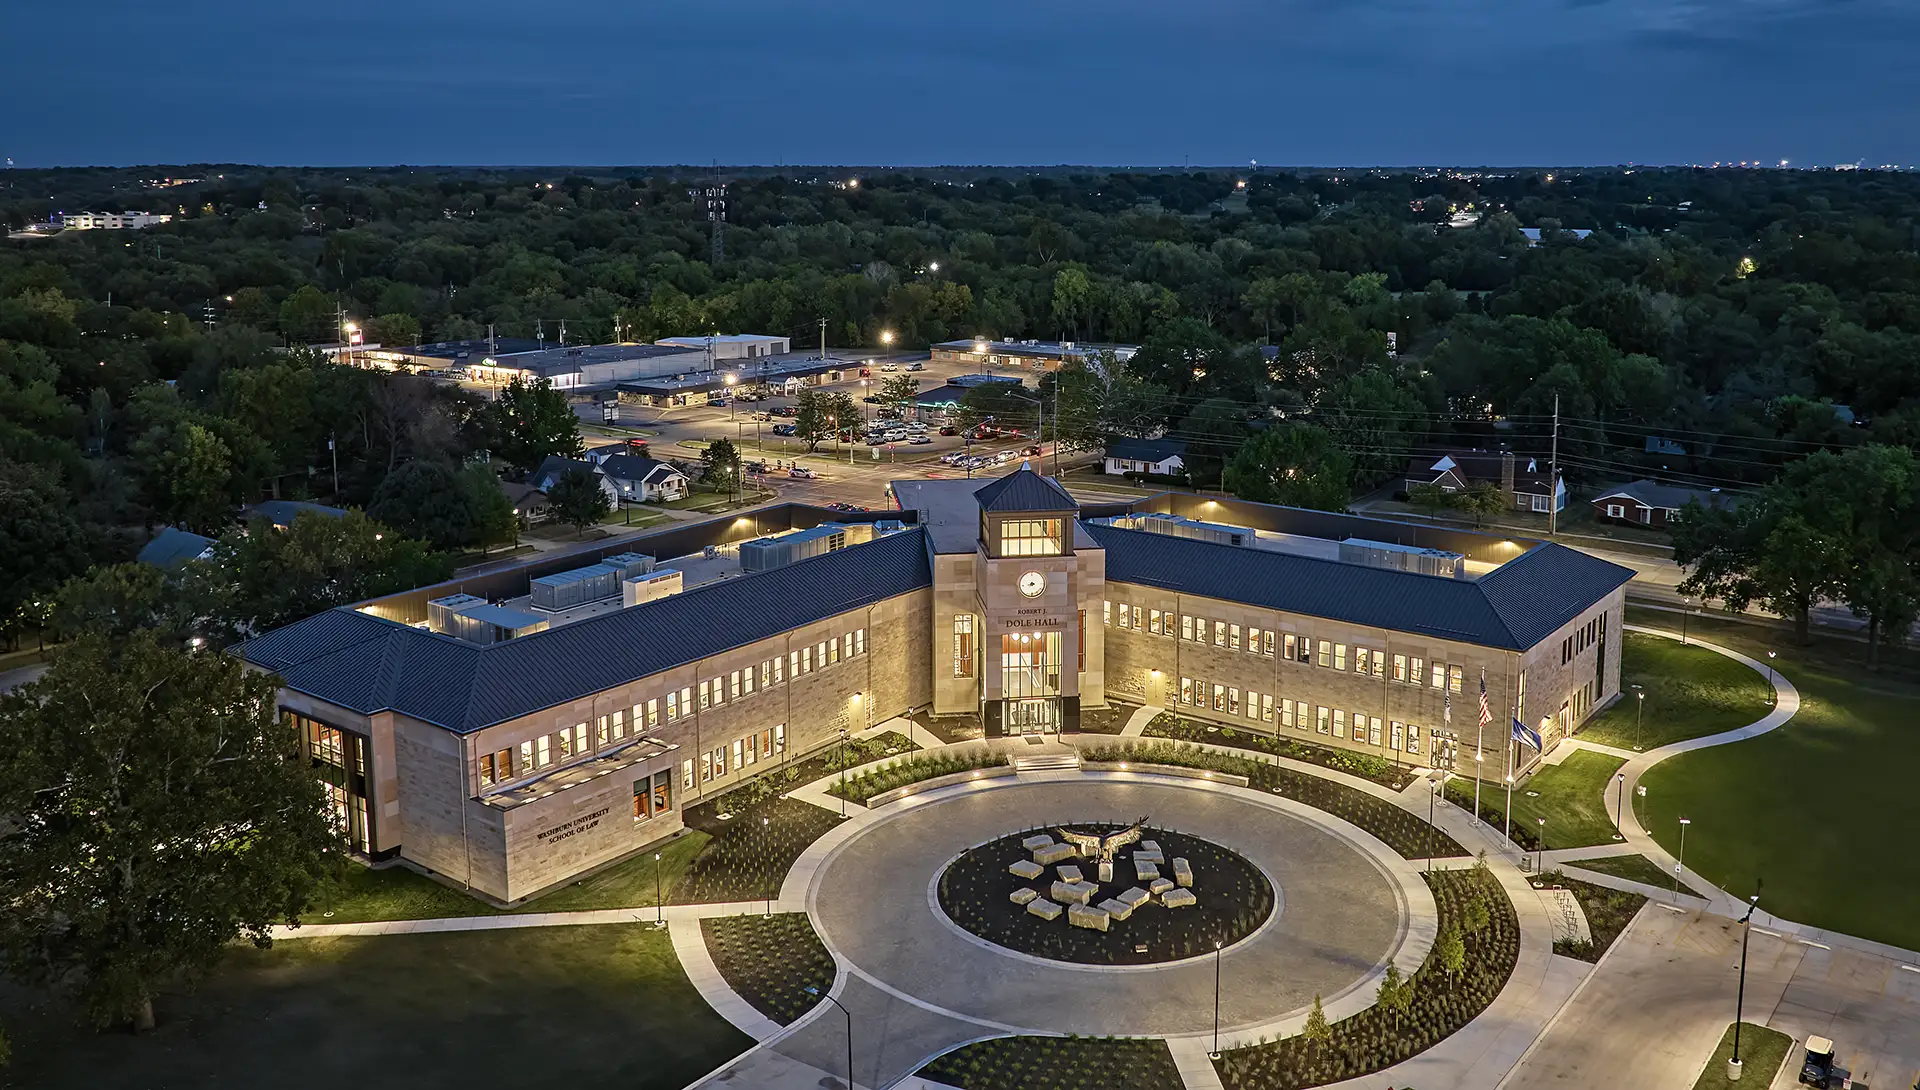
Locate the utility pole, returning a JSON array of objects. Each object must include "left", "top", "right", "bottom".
[
  {"left": 819, "top": 317, "right": 828, "bottom": 360},
  {"left": 488, "top": 322, "right": 496, "bottom": 354},
  {"left": 1548, "top": 393, "right": 1561, "bottom": 536},
  {"left": 559, "top": 319, "right": 567, "bottom": 347},
  {"left": 202, "top": 299, "right": 217, "bottom": 331}
]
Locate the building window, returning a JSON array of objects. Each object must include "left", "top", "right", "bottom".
[
  {"left": 682, "top": 759, "right": 694, "bottom": 790},
  {"left": 1213, "top": 620, "right": 1226, "bottom": 647},
  {"left": 1227, "top": 687, "right": 1241, "bottom": 715},
  {"left": 536, "top": 735, "right": 552, "bottom": 768},
  {"left": 1212, "top": 683, "right": 1226, "bottom": 711},
  {"left": 775, "top": 723, "right": 786, "bottom": 753},
  {"left": 479, "top": 748, "right": 510, "bottom": 787},
  {"left": 1448, "top": 665, "right": 1464, "bottom": 694},
  {"left": 1181, "top": 614, "right": 1193, "bottom": 641},
  {"left": 1148, "top": 608, "right": 1163, "bottom": 634},
  {"left": 1391, "top": 721, "right": 1405, "bottom": 750},
  {"left": 1261, "top": 693, "right": 1274, "bottom": 722},
  {"left": 1406, "top": 724, "right": 1421, "bottom": 754},
  {"left": 1103, "top": 600, "right": 1112, "bottom": 626},
  {"left": 953, "top": 614, "right": 975, "bottom": 678},
  {"left": 1333, "top": 709, "right": 1347, "bottom": 739},
  {"left": 1078, "top": 611, "right": 1086, "bottom": 672},
  {"left": 666, "top": 691, "right": 679, "bottom": 720},
  {"left": 1316, "top": 706, "right": 1331, "bottom": 734},
  {"left": 1334, "top": 643, "right": 1348, "bottom": 672},
  {"left": 856, "top": 628, "right": 866, "bottom": 655},
  {"left": 1181, "top": 676, "right": 1194, "bottom": 704},
  {"left": 732, "top": 739, "right": 744, "bottom": 771},
  {"left": 1410, "top": 657, "right": 1425, "bottom": 687},
  {"left": 1281, "top": 700, "right": 1295, "bottom": 729},
  {"left": 998, "top": 518, "right": 1064, "bottom": 557},
  {"left": 1368, "top": 716, "right": 1383, "bottom": 746},
  {"left": 1317, "top": 641, "right": 1332, "bottom": 669},
  {"left": 1606, "top": 503, "right": 1625, "bottom": 518},
  {"left": 1230, "top": 624, "right": 1242, "bottom": 651},
  {"left": 1002, "top": 631, "right": 1062, "bottom": 698},
  {"left": 1431, "top": 662, "right": 1446, "bottom": 689}
]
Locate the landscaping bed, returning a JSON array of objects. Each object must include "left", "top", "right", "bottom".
[
  {"left": 1533, "top": 871, "right": 1647, "bottom": 962},
  {"left": 1143, "top": 717, "right": 1418, "bottom": 790},
  {"left": 1078, "top": 703, "right": 1146, "bottom": 735},
  {"left": 828, "top": 748, "right": 1010, "bottom": 804},
  {"left": 1689, "top": 1022, "right": 1791, "bottom": 1090},
  {"left": 1578, "top": 631, "right": 1775, "bottom": 750},
  {"left": 671, "top": 731, "right": 918, "bottom": 903},
  {"left": 1082, "top": 741, "right": 1465, "bottom": 860},
  {"left": 936, "top": 825, "right": 1274, "bottom": 965},
  {"left": 921, "top": 1035, "right": 1182, "bottom": 1090},
  {"left": 1214, "top": 864, "right": 1519, "bottom": 1090},
  {"left": 701, "top": 912, "right": 835, "bottom": 1025}
]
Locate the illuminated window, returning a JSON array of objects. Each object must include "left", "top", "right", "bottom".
[
  {"left": 1001, "top": 631, "right": 1061, "bottom": 698},
  {"left": 953, "top": 614, "right": 975, "bottom": 678},
  {"left": 998, "top": 518, "right": 1064, "bottom": 557}
]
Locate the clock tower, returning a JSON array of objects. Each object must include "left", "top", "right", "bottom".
[{"left": 960, "top": 464, "right": 1106, "bottom": 737}]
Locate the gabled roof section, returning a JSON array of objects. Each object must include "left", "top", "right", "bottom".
[
  {"left": 136, "top": 527, "right": 215, "bottom": 569},
  {"left": 531, "top": 456, "right": 599, "bottom": 491},
  {"left": 974, "top": 465, "right": 1076, "bottom": 513},
  {"left": 598, "top": 454, "right": 685, "bottom": 485},
  {"left": 1086, "top": 523, "right": 1632, "bottom": 651},
  {"left": 1106, "top": 436, "right": 1187, "bottom": 463},
  {"left": 238, "top": 527, "right": 933, "bottom": 733}
]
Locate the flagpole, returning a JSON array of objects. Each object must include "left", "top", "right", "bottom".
[{"left": 1474, "top": 669, "right": 1486, "bottom": 826}]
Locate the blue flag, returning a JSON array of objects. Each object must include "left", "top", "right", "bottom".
[{"left": 1512, "top": 717, "right": 1543, "bottom": 751}]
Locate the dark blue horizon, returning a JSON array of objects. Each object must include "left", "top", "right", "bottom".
[{"left": 8, "top": 0, "right": 1917, "bottom": 169}]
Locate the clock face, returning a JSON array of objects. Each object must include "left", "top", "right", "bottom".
[{"left": 1018, "top": 571, "right": 1046, "bottom": 598}]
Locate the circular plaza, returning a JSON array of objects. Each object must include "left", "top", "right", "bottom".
[{"left": 803, "top": 773, "right": 1438, "bottom": 1041}]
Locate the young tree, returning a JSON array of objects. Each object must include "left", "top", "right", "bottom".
[
  {"left": 185, "top": 510, "right": 452, "bottom": 640},
  {"left": 1408, "top": 482, "right": 1453, "bottom": 518},
  {"left": 795, "top": 388, "right": 857, "bottom": 452},
  {"left": 0, "top": 634, "right": 337, "bottom": 1031},
  {"left": 1462, "top": 894, "right": 1493, "bottom": 937},
  {"left": 546, "top": 466, "right": 612, "bottom": 535},
  {"left": 1301, "top": 994, "right": 1332, "bottom": 1059},
  {"left": 1435, "top": 924, "right": 1467, "bottom": 989},
  {"left": 490, "top": 376, "right": 582, "bottom": 474},
  {"left": 1375, "top": 964, "right": 1411, "bottom": 1031},
  {"left": 52, "top": 563, "right": 186, "bottom": 642},
  {"left": 1222, "top": 422, "right": 1353, "bottom": 511}
]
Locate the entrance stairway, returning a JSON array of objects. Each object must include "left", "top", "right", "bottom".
[{"left": 1012, "top": 751, "right": 1082, "bottom": 774}]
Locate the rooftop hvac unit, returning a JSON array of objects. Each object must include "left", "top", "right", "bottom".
[
  {"left": 738, "top": 523, "right": 850, "bottom": 572},
  {"left": 1338, "top": 538, "right": 1466, "bottom": 579},
  {"left": 529, "top": 562, "right": 629, "bottom": 611},
  {"left": 622, "top": 567, "right": 684, "bottom": 606},
  {"left": 1108, "top": 512, "right": 1246, "bottom": 547},
  {"left": 445, "top": 604, "right": 548, "bottom": 645},
  {"left": 600, "top": 552, "right": 655, "bottom": 579},
  {"left": 427, "top": 593, "right": 487, "bottom": 635}
]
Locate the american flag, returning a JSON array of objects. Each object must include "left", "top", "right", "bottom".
[{"left": 1479, "top": 670, "right": 1493, "bottom": 728}]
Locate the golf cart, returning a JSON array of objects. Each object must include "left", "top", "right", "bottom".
[{"left": 1799, "top": 1036, "right": 1836, "bottom": 1087}]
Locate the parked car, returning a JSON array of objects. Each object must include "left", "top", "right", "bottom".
[
  {"left": 905, "top": 361, "right": 925, "bottom": 371},
  {"left": 706, "top": 396, "right": 727, "bottom": 407},
  {"left": 875, "top": 406, "right": 902, "bottom": 420},
  {"left": 769, "top": 405, "right": 798, "bottom": 417},
  {"left": 1023, "top": 444, "right": 1043, "bottom": 456},
  {"left": 862, "top": 395, "right": 884, "bottom": 404},
  {"left": 751, "top": 410, "right": 773, "bottom": 421},
  {"left": 939, "top": 425, "right": 959, "bottom": 436},
  {"left": 910, "top": 434, "right": 932, "bottom": 444},
  {"left": 743, "top": 460, "right": 769, "bottom": 474},
  {"left": 771, "top": 423, "right": 797, "bottom": 436},
  {"left": 880, "top": 362, "right": 899, "bottom": 372},
  {"left": 788, "top": 466, "right": 815, "bottom": 479},
  {"left": 858, "top": 366, "right": 872, "bottom": 377}
]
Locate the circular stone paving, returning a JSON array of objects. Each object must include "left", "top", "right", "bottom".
[
  {"left": 806, "top": 775, "right": 1432, "bottom": 1039},
  {"left": 936, "top": 824, "right": 1275, "bottom": 965}
]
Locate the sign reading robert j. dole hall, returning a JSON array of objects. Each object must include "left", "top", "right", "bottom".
[{"left": 1001, "top": 607, "right": 1068, "bottom": 630}]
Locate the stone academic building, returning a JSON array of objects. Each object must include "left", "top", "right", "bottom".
[{"left": 240, "top": 468, "right": 1632, "bottom": 903}]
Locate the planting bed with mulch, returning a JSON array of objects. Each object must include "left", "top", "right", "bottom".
[
  {"left": 828, "top": 749, "right": 1010, "bottom": 804},
  {"left": 1535, "top": 871, "right": 1648, "bottom": 962},
  {"left": 701, "top": 912, "right": 836, "bottom": 1024},
  {"left": 936, "top": 824, "right": 1274, "bottom": 966},
  {"left": 670, "top": 731, "right": 917, "bottom": 903},
  {"left": 1082, "top": 740, "right": 1465, "bottom": 861},
  {"left": 1144, "top": 717, "right": 1419, "bottom": 790},
  {"left": 921, "top": 1035, "right": 1183, "bottom": 1090},
  {"left": 1213, "top": 864, "right": 1520, "bottom": 1090}
]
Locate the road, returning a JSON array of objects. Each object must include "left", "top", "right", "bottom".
[{"left": 1505, "top": 905, "right": 1920, "bottom": 1090}]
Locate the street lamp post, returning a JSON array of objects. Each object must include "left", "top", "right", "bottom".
[
  {"left": 1210, "top": 940, "right": 1223, "bottom": 1058},
  {"left": 1427, "top": 774, "right": 1441, "bottom": 873},
  {"left": 1612, "top": 772, "right": 1627, "bottom": 840},
  {"left": 1535, "top": 816, "right": 1546, "bottom": 873},
  {"left": 725, "top": 373, "right": 737, "bottom": 421},
  {"left": 1675, "top": 817, "right": 1691, "bottom": 894},
  {"left": 1631, "top": 684, "right": 1644, "bottom": 751},
  {"left": 1766, "top": 651, "right": 1777, "bottom": 699},
  {"left": 1730, "top": 885, "right": 1763, "bottom": 1080},
  {"left": 653, "top": 851, "right": 664, "bottom": 927},
  {"left": 838, "top": 726, "right": 850, "bottom": 817},
  {"left": 803, "top": 987, "right": 854, "bottom": 1090},
  {"left": 1682, "top": 598, "right": 1693, "bottom": 645}
]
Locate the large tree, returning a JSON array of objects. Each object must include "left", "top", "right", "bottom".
[
  {"left": 368, "top": 460, "right": 516, "bottom": 551},
  {"left": 0, "top": 461, "right": 94, "bottom": 650},
  {"left": 794, "top": 388, "right": 857, "bottom": 453},
  {"left": 185, "top": 510, "right": 452, "bottom": 640},
  {"left": 1674, "top": 476, "right": 1847, "bottom": 645},
  {"left": 702, "top": 437, "right": 742, "bottom": 498},
  {"left": 0, "top": 634, "right": 337, "bottom": 1030},
  {"left": 546, "top": 466, "right": 612, "bottom": 535},
  {"left": 1222, "top": 422, "right": 1353, "bottom": 511},
  {"left": 490, "top": 376, "right": 582, "bottom": 474}
]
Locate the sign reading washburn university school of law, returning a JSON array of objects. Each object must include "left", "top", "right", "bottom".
[
  {"left": 1002, "top": 607, "right": 1068, "bottom": 630},
  {"left": 536, "top": 806, "right": 611, "bottom": 845}
]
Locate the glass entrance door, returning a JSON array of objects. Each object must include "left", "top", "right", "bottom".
[{"left": 1008, "top": 698, "right": 1056, "bottom": 735}]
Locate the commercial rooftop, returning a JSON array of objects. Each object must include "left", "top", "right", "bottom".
[
  {"left": 237, "top": 526, "right": 933, "bottom": 734},
  {"left": 932, "top": 339, "right": 1139, "bottom": 362}
]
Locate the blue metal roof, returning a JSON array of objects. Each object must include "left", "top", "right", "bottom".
[
  {"left": 1085, "top": 523, "right": 1631, "bottom": 651},
  {"left": 136, "top": 527, "right": 215, "bottom": 569},
  {"left": 240, "top": 527, "right": 933, "bottom": 733},
  {"left": 974, "top": 466, "right": 1077, "bottom": 513}
]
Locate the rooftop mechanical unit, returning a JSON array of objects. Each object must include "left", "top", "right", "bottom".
[
  {"left": 426, "top": 594, "right": 549, "bottom": 645},
  {"left": 622, "top": 567, "right": 684, "bottom": 606},
  {"left": 529, "top": 552, "right": 655, "bottom": 612},
  {"left": 1101, "top": 512, "right": 1248, "bottom": 547},
  {"left": 1338, "top": 538, "right": 1467, "bottom": 579}
]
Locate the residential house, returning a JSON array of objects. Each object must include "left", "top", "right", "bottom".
[
  {"left": 1591, "top": 481, "right": 1734, "bottom": 529},
  {"left": 1104, "top": 437, "right": 1189, "bottom": 477},
  {"left": 530, "top": 456, "right": 619, "bottom": 505},
  {"left": 136, "top": 527, "right": 215, "bottom": 568},
  {"left": 246, "top": 500, "right": 349, "bottom": 530},
  {"left": 1403, "top": 450, "right": 1566, "bottom": 514},
  {"left": 599, "top": 454, "right": 690, "bottom": 503}
]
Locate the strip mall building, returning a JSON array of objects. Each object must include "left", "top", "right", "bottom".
[{"left": 240, "top": 468, "right": 1632, "bottom": 903}]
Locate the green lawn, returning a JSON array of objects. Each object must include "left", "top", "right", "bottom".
[
  {"left": 1512, "top": 749, "right": 1630, "bottom": 850},
  {"left": 1562, "top": 852, "right": 1697, "bottom": 893},
  {"left": 306, "top": 830, "right": 709, "bottom": 924},
  {"left": 1634, "top": 609, "right": 1920, "bottom": 951},
  {"left": 0, "top": 924, "right": 751, "bottom": 1090},
  {"left": 1689, "top": 1022, "right": 1792, "bottom": 1090},
  {"left": 1576, "top": 631, "right": 1775, "bottom": 750}
]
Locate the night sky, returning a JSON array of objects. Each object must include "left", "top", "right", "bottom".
[{"left": 8, "top": 0, "right": 1917, "bottom": 167}]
